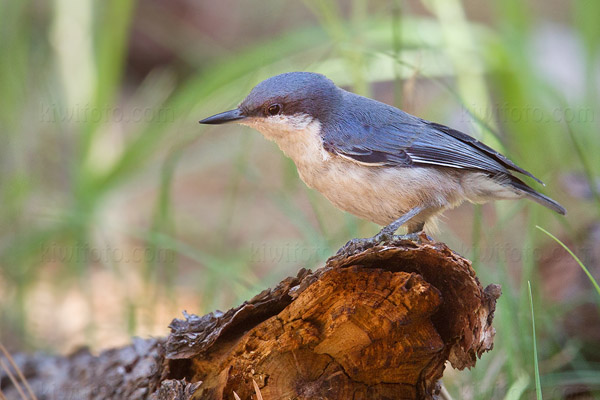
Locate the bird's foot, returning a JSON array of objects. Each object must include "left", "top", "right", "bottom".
[
  {"left": 334, "top": 231, "right": 422, "bottom": 258},
  {"left": 332, "top": 206, "right": 429, "bottom": 259}
]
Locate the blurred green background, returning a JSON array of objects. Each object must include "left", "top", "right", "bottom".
[{"left": 1, "top": 0, "right": 599, "bottom": 398}]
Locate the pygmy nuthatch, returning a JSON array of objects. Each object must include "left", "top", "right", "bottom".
[{"left": 200, "top": 72, "right": 566, "bottom": 253}]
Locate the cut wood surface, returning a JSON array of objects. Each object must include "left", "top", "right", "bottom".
[{"left": 1, "top": 237, "right": 500, "bottom": 400}]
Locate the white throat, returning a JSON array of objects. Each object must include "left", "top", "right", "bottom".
[{"left": 240, "top": 114, "right": 331, "bottom": 166}]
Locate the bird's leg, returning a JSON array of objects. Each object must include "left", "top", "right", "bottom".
[{"left": 335, "top": 206, "right": 425, "bottom": 257}]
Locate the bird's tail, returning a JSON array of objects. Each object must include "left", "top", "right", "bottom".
[{"left": 509, "top": 177, "right": 566, "bottom": 215}]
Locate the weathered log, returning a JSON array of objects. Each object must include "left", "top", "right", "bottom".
[
  {"left": 1, "top": 238, "right": 500, "bottom": 400},
  {"left": 0, "top": 338, "right": 165, "bottom": 399}
]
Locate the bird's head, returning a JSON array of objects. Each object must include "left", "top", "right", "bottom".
[{"left": 199, "top": 72, "right": 341, "bottom": 139}]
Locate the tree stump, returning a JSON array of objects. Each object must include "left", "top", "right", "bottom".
[{"left": 0, "top": 237, "right": 500, "bottom": 400}]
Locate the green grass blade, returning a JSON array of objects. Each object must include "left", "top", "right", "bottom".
[
  {"left": 528, "top": 281, "right": 543, "bottom": 400},
  {"left": 503, "top": 374, "right": 530, "bottom": 400},
  {"left": 536, "top": 226, "right": 600, "bottom": 299}
]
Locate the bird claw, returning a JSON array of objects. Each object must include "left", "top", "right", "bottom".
[
  {"left": 334, "top": 237, "right": 376, "bottom": 257},
  {"left": 334, "top": 232, "right": 423, "bottom": 258}
]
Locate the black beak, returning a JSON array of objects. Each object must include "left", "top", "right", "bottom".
[{"left": 199, "top": 108, "right": 245, "bottom": 125}]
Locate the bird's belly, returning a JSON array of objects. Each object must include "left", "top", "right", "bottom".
[
  {"left": 263, "top": 120, "right": 464, "bottom": 226},
  {"left": 296, "top": 158, "right": 459, "bottom": 226}
]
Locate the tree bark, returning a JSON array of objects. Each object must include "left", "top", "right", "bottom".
[{"left": 1, "top": 237, "right": 500, "bottom": 400}]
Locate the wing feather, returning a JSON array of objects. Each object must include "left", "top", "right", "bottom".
[{"left": 323, "top": 92, "right": 543, "bottom": 184}]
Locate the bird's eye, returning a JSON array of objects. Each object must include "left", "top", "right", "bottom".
[{"left": 266, "top": 103, "right": 282, "bottom": 116}]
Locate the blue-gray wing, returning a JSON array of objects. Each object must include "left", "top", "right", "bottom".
[{"left": 322, "top": 97, "right": 542, "bottom": 184}]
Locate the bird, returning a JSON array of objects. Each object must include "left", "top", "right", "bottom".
[{"left": 199, "top": 72, "right": 566, "bottom": 254}]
